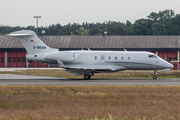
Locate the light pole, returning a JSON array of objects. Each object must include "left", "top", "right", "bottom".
[{"left": 33, "top": 16, "right": 41, "bottom": 35}]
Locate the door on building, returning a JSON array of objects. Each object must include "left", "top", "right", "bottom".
[
  {"left": 17, "top": 52, "right": 26, "bottom": 67},
  {"left": 7, "top": 52, "right": 17, "bottom": 67},
  {"left": 39, "top": 62, "right": 47, "bottom": 67},
  {"left": 0, "top": 52, "right": 5, "bottom": 67},
  {"left": 28, "top": 60, "right": 39, "bottom": 67},
  {"left": 158, "top": 52, "right": 168, "bottom": 61}
]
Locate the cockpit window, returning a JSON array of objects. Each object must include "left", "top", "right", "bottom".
[{"left": 149, "top": 55, "right": 157, "bottom": 58}]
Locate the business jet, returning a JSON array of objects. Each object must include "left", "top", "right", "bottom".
[{"left": 7, "top": 30, "right": 173, "bottom": 80}]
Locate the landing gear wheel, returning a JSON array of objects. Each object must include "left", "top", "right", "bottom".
[
  {"left": 153, "top": 70, "right": 157, "bottom": 79},
  {"left": 153, "top": 75, "right": 157, "bottom": 79},
  {"left": 84, "top": 74, "right": 91, "bottom": 80}
]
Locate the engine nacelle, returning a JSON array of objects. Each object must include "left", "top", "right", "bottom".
[{"left": 45, "top": 51, "right": 74, "bottom": 62}]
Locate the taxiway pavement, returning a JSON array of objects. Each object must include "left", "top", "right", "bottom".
[{"left": 0, "top": 74, "right": 180, "bottom": 85}]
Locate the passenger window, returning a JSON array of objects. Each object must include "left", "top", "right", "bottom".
[
  {"left": 121, "top": 57, "right": 124, "bottom": 60},
  {"left": 115, "top": 57, "right": 117, "bottom": 60},
  {"left": 108, "top": 56, "right": 111, "bottom": 60},
  {"left": 95, "top": 56, "right": 97, "bottom": 60},
  {"left": 128, "top": 57, "right": 130, "bottom": 60}
]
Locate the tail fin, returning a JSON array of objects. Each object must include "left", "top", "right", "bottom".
[{"left": 7, "top": 30, "right": 58, "bottom": 54}]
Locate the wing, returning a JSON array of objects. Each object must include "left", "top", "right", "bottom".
[
  {"left": 64, "top": 65, "right": 127, "bottom": 75},
  {"left": 56, "top": 59, "right": 127, "bottom": 75}
]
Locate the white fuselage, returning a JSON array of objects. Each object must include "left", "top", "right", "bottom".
[{"left": 26, "top": 50, "right": 173, "bottom": 72}]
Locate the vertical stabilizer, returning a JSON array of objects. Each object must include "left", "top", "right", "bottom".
[{"left": 7, "top": 30, "right": 58, "bottom": 54}]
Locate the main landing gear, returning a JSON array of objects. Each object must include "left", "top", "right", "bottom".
[
  {"left": 84, "top": 74, "right": 91, "bottom": 80},
  {"left": 153, "top": 70, "right": 157, "bottom": 79},
  {"left": 84, "top": 73, "right": 94, "bottom": 80}
]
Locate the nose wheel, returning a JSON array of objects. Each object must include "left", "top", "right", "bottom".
[
  {"left": 153, "top": 70, "right": 157, "bottom": 79},
  {"left": 153, "top": 75, "right": 157, "bottom": 79}
]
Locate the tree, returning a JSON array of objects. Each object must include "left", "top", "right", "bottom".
[
  {"left": 76, "top": 27, "right": 89, "bottom": 35},
  {"left": 168, "top": 14, "right": 180, "bottom": 35},
  {"left": 95, "top": 33, "right": 102, "bottom": 36},
  {"left": 126, "top": 19, "right": 152, "bottom": 35},
  {"left": 147, "top": 9, "right": 175, "bottom": 21},
  {"left": 126, "top": 20, "right": 131, "bottom": 28},
  {"left": 70, "top": 32, "right": 74, "bottom": 35},
  {"left": 152, "top": 22, "right": 167, "bottom": 35}
]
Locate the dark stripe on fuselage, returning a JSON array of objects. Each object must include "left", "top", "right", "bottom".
[{"left": 105, "top": 61, "right": 162, "bottom": 68}]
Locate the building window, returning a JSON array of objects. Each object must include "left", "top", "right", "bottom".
[
  {"left": 22, "top": 57, "right": 26, "bottom": 62},
  {"left": 18, "top": 57, "right": 21, "bottom": 62},
  {"left": 164, "top": 57, "right": 167, "bottom": 60},
  {"left": 95, "top": 56, "right": 97, "bottom": 60},
  {"left": 108, "top": 56, "right": 111, "bottom": 60},
  {"left": 169, "top": 57, "right": 172, "bottom": 62},
  {"left": 13, "top": 57, "right": 16, "bottom": 62},
  {"left": 8, "top": 57, "right": 11, "bottom": 62},
  {"left": 28, "top": 60, "right": 33, "bottom": 63},
  {"left": 1, "top": 57, "right": 4, "bottom": 62},
  {"left": 174, "top": 57, "right": 177, "bottom": 61},
  {"left": 121, "top": 57, "right": 124, "bottom": 60},
  {"left": 115, "top": 57, "right": 117, "bottom": 60}
]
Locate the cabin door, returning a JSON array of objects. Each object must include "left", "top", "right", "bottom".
[{"left": 73, "top": 52, "right": 75, "bottom": 60}]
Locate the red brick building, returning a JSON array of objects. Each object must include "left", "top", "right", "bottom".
[{"left": 0, "top": 35, "right": 179, "bottom": 69}]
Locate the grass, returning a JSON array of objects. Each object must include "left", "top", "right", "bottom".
[
  {"left": 0, "top": 69, "right": 180, "bottom": 79},
  {"left": 0, "top": 85, "right": 180, "bottom": 119}
]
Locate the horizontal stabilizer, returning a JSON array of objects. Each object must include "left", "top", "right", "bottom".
[{"left": 6, "top": 33, "right": 32, "bottom": 37}]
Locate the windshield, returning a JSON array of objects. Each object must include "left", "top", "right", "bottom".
[{"left": 149, "top": 55, "right": 158, "bottom": 58}]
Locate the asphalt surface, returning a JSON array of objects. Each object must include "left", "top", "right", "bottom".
[{"left": 0, "top": 74, "right": 180, "bottom": 85}]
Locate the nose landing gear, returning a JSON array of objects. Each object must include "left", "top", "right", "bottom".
[{"left": 153, "top": 70, "right": 157, "bottom": 79}]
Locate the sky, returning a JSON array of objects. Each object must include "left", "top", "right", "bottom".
[{"left": 1, "top": 0, "right": 180, "bottom": 27}]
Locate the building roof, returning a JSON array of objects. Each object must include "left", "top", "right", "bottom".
[{"left": 0, "top": 35, "right": 179, "bottom": 49}]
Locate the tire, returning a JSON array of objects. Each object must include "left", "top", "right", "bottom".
[
  {"left": 153, "top": 75, "right": 157, "bottom": 79},
  {"left": 84, "top": 74, "right": 90, "bottom": 80}
]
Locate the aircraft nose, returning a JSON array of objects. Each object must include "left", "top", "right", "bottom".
[{"left": 167, "top": 63, "right": 174, "bottom": 69}]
